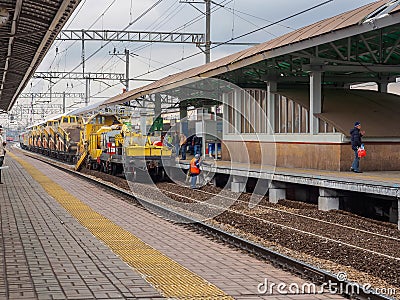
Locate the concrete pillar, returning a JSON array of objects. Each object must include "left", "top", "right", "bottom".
[
  {"left": 179, "top": 102, "right": 188, "bottom": 136},
  {"left": 318, "top": 188, "right": 339, "bottom": 211},
  {"left": 309, "top": 71, "right": 322, "bottom": 135},
  {"left": 269, "top": 181, "right": 286, "bottom": 204},
  {"left": 231, "top": 175, "right": 246, "bottom": 193},
  {"left": 267, "top": 81, "right": 277, "bottom": 135}
]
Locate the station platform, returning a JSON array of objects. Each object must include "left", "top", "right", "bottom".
[
  {"left": 176, "top": 157, "right": 400, "bottom": 197},
  {"left": 0, "top": 150, "right": 345, "bottom": 299}
]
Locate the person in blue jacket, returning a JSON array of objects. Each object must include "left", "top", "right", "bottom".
[{"left": 350, "top": 121, "right": 365, "bottom": 173}]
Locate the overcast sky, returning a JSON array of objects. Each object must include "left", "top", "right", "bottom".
[{"left": 18, "top": 0, "right": 381, "bottom": 113}]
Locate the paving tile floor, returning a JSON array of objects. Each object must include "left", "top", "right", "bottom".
[
  {"left": 0, "top": 151, "right": 350, "bottom": 299},
  {"left": 2, "top": 151, "right": 347, "bottom": 300},
  {"left": 0, "top": 155, "right": 164, "bottom": 300}
]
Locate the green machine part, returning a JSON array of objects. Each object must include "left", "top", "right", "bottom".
[{"left": 149, "top": 117, "right": 163, "bottom": 132}]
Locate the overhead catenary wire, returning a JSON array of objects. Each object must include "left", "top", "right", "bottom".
[
  {"left": 50, "top": 0, "right": 118, "bottom": 68},
  {"left": 83, "top": 0, "right": 336, "bottom": 99},
  {"left": 222, "top": 3, "right": 278, "bottom": 38},
  {"left": 32, "top": 0, "right": 118, "bottom": 92},
  {"left": 212, "top": 0, "right": 296, "bottom": 31},
  {"left": 31, "top": 0, "right": 334, "bottom": 114},
  {"left": 37, "top": 0, "right": 227, "bottom": 97},
  {"left": 88, "top": 0, "right": 182, "bottom": 80},
  {"left": 37, "top": 0, "right": 216, "bottom": 105},
  {"left": 37, "top": 0, "right": 167, "bottom": 99},
  {"left": 216, "top": 0, "right": 333, "bottom": 47},
  {"left": 132, "top": 0, "right": 334, "bottom": 79},
  {"left": 130, "top": 0, "right": 232, "bottom": 54}
]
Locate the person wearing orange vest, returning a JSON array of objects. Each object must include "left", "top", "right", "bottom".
[{"left": 190, "top": 154, "right": 201, "bottom": 189}]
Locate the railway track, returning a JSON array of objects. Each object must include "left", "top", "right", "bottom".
[
  {"left": 158, "top": 181, "right": 400, "bottom": 243},
  {"left": 156, "top": 187, "right": 400, "bottom": 261},
  {"left": 15, "top": 148, "right": 397, "bottom": 300}
]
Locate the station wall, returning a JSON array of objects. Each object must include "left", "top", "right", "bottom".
[{"left": 222, "top": 89, "right": 400, "bottom": 171}]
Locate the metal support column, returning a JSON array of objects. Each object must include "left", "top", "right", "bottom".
[
  {"left": 267, "top": 81, "right": 276, "bottom": 135},
  {"left": 85, "top": 78, "right": 90, "bottom": 106},
  {"left": 154, "top": 94, "right": 162, "bottom": 118},
  {"left": 62, "top": 92, "right": 66, "bottom": 114},
  {"left": 310, "top": 71, "right": 322, "bottom": 135},
  {"left": 81, "top": 30, "right": 85, "bottom": 76},
  {"left": 30, "top": 94, "right": 34, "bottom": 124},
  {"left": 125, "top": 49, "right": 130, "bottom": 91},
  {"left": 205, "top": 0, "right": 211, "bottom": 63},
  {"left": 179, "top": 102, "right": 188, "bottom": 136}
]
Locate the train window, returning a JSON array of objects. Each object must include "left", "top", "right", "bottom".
[
  {"left": 71, "top": 117, "right": 76, "bottom": 123},
  {"left": 63, "top": 117, "right": 69, "bottom": 123}
]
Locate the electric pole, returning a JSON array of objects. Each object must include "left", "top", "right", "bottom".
[
  {"left": 63, "top": 92, "right": 66, "bottom": 113},
  {"left": 180, "top": 0, "right": 212, "bottom": 63},
  {"left": 109, "top": 49, "right": 130, "bottom": 93},
  {"left": 125, "top": 49, "right": 130, "bottom": 91},
  {"left": 205, "top": 0, "right": 211, "bottom": 63}
]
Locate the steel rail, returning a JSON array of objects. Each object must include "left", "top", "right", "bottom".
[
  {"left": 157, "top": 188, "right": 400, "bottom": 261},
  {"left": 159, "top": 182, "right": 400, "bottom": 243}
]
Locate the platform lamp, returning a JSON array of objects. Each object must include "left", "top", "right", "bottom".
[{"left": 0, "top": 7, "right": 9, "bottom": 27}]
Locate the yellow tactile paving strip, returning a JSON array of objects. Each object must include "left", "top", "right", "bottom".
[{"left": 10, "top": 153, "right": 233, "bottom": 300}]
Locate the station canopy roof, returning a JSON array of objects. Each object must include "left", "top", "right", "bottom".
[
  {"left": 102, "top": 0, "right": 400, "bottom": 107},
  {"left": 0, "top": 0, "right": 81, "bottom": 112}
]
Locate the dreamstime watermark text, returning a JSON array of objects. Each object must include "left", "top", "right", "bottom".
[{"left": 257, "top": 272, "right": 397, "bottom": 296}]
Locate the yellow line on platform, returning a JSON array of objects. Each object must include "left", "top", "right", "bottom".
[{"left": 10, "top": 152, "right": 233, "bottom": 300}]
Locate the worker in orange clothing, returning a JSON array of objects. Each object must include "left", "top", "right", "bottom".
[{"left": 190, "top": 154, "right": 201, "bottom": 189}]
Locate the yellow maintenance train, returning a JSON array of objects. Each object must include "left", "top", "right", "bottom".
[{"left": 19, "top": 113, "right": 172, "bottom": 181}]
